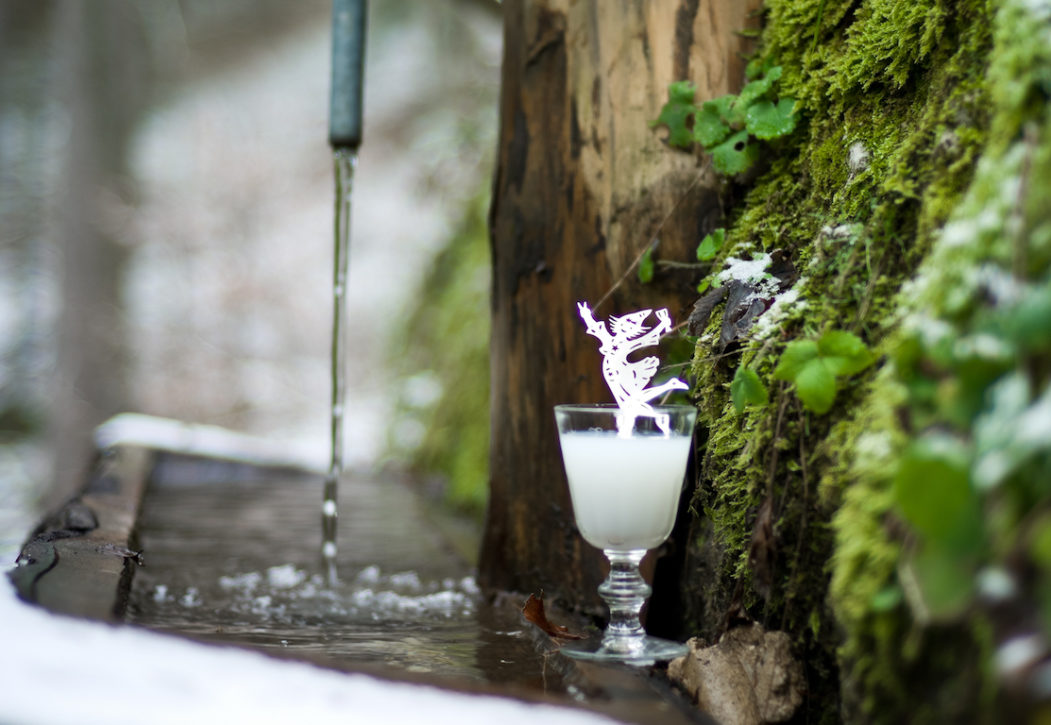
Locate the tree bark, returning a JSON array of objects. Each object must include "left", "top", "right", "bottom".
[{"left": 481, "top": 0, "right": 761, "bottom": 609}]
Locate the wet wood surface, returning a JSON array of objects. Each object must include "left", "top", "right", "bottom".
[
  {"left": 13, "top": 447, "right": 713, "bottom": 724},
  {"left": 11, "top": 446, "right": 151, "bottom": 621}
]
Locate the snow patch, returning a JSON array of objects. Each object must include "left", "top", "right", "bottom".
[
  {"left": 848, "top": 142, "right": 869, "bottom": 176},
  {"left": 0, "top": 576, "right": 617, "bottom": 725},
  {"left": 751, "top": 282, "right": 808, "bottom": 339},
  {"left": 717, "top": 254, "right": 773, "bottom": 286}
]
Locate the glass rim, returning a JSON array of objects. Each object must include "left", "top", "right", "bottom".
[{"left": 553, "top": 403, "right": 696, "bottom": 414}]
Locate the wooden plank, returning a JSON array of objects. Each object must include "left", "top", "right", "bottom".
[
  {"left": 13, "top": 447, "right": 713, "bottom": 722},
  {"left": 12, "top": 445, "right": 152, "bottom": 621}
]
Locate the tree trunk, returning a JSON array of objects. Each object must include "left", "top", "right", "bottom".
[{"left": 480, "top": 0, "right": 761, "bottom": 609}]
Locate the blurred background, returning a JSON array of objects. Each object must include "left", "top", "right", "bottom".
[{"left": 0, "top": 0, "right": 500, "bottom": 556}]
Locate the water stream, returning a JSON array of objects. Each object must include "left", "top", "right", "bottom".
[{"left": 322, "top": 149, "right": 357, "bottom": 583}]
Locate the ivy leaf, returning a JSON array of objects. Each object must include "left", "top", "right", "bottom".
[
  {"left": 870, "top": 585, "right": 903, "bottom": 612},
  {"left": 902, "top": 544, "right": 975, "bottom": 622},
  {"left": 667, "top": 79, "right": 698, "bottom": 105},
  {"left": 773, "top": 339, "right": 820, "bottom": 381},
  {"left": 731, "top": 365, "right": 769, "bottom": 412},
  {"left": 817, "top": 329, "right": 875, "bottom": 376},
  {"left": 695, "top": 97, "right": 734, "bottom": 147},
  {"left": 999, "top": 283, "right": 1051, "bottom": 351},
  {"left": 794, "top": 358, "right": 837, "bottom": 414},
  {"left": 775, "top": 334, "right": 873, "bottom": 414},
  {"left": 704, "top": 94, "right": 736, "bottom": 119},
  {"left": 745, "top": 98, "right": 797, "bottom": 140},
  {"left": 775, "top": 340, "right": 835, "bottom": 413},
  {"left": 695, "top": 106, "right": 731, "bottom": 147},
  {"left": 637, "top": 245, "right": 655, "bottom": 284},
  {"left": 744, "top": 57, "right": 765, "bottom": 81},
  {"left": 652, "top": 81, "right": 698, "bottom": 149},
  {"left": 893, "top": 435, "right": 982, "bottom": 550},
  {"left": 1030, "top": 512, "right": 1051, "bottom": 571},
  {"left": 710, "top": 130, "right": 758, "bottom": 175},
  {"left": 744, "top": 61, "right": 783, "bottom": 83},
  {"left": 736, "top": 75, "right": 776, "bottom": 108},
  {"left": 696, "top": 228, "right": 726, "bottom": 261}
]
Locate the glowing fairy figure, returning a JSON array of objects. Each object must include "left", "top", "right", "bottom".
[{"left": 577, "top": 301, "right": 689, "bottom": 436}]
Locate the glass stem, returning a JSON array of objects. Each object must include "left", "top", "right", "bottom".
[{"left": 599, "top": 549, "right": 650, "bottom": 652}]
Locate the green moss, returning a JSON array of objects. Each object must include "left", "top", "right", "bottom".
[
  {"left": 677, "top": 0, "right": 1009, "bottom": 719},
  {"left": 822, "top": 368, "right": 912, "bottom": 715}
]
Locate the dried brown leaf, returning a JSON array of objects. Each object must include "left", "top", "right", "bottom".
[
  {"left": 688, "top": 286, "right": 728, "bottom": 336},
  {"left": 522, "top": 591, "right": 586, "bottom": 640}
]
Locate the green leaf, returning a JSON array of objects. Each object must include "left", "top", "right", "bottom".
[
  {"left": 870, "top": 585, "right": 903, "bottom": 612},
  {"left": 745, "top": 98, "right": 797, "bottom": 140},
  {"left": 694, "top": 104, "right": 732, "bottom": 147},
  {"left": 731, "top": 365, "right": 769, "bottom": 413},
  {"left": 651, "top": 81, "right": 698, "bottom": 149},
  {"left": 637, "top": 245, "right": 655, "bottom": 284},
  {"left": 704, "top": 94, "right": 736, "bottom": 119},
  {"left": 893, "top": 435, "right": 982, "bottom": 549},
  {"left": 710, "top": 130, "right": 758, "bottom": 175},
  {"left": 744, "top": 62, "right": 782, "bottom": 83},
  {"left": 794, "top": 358, "right": 837, "bottom": 413},
  {"left": 696, "top": 228, "right": 726, "bottom": 261},
  {"left": 696, "top": 277, "right": 712, "bottom": 294},
  {"left": 736, "top": 75, "right": 775, "bottom": 108},
  {"left": 903, "top": 544, "right": 975, "bottom": 621},
  {"left": 1030, "top": 513, "right": 1051, "bottom": 571},
  {"left": 972, "top": 372, "right": 1031, "bottom": 490},
  {"left": 773, "top": 339, "right": 820, "bottom": 381},
  {"left": 818, "top": 329, "right": 875, "bottom": 376},
  {"left": 1000, "top": 283, "right": 1051, "bottom": 350},
  {"left": 694, "top": 96, "right": 735, "bottom": 147},
  {"left": 744, "top": 58, "right": 765, "bottom": 81},
  {"left": 667, "top": 79, "right": 698, "bottom": 105},
  {"left": 774, "top": 332, "right": 874, "bottom": 413}
]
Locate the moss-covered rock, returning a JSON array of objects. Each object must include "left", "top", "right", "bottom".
[{"left": 674, "top": 0, "right": 1051, "bottom": 720}]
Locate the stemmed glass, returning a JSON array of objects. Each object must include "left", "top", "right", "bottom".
[{"left": 554, "top": 403, "right": 697, "bottom": 665}]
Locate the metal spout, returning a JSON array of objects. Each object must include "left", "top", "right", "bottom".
[{"left": 329, "top": 0, "right": 367, "bottom": 149}]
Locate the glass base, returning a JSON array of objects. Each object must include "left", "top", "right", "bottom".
[{"left": 560, "top": 634, "right": 688, "bottom": 666}]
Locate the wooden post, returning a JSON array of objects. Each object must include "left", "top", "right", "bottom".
[
  {"left": 480, "top": 0, "right": 762, "bottom": 609},
  {"left": 49, "top": 3, "right": 147, "bottom": 507}
]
